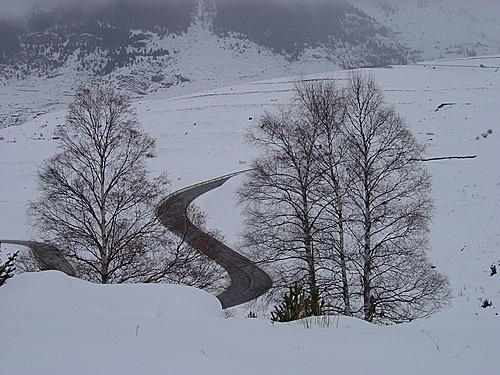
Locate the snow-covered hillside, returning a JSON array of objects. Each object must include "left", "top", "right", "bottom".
[
  {"left": 1, "top": 270, "right": 498, "bottom": 374},
  {"left": 0, "top": 21, "right": 341, "bottom": 129},
  {"left": 3, "top": 0, "right": 500, "bottom": 130},
  {"left": 354, "top": 0, "right": 500, "bottom": 61},
  {"left": 1, "top": 56, "right": 499, "bottom": 374}
]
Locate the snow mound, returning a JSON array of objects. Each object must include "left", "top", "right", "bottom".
[{"left": 0, "top": 271, "right": 222, "bottom": 320}]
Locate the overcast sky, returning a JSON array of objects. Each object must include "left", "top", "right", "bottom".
[
  {"left": 0, "top": 0, "right": 138, "bottom": 21},
  {"left": 0, "top": 0, "right": 496, "bottom": 23}
]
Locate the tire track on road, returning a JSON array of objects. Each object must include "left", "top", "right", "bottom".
[{"left": 156, "top": 171, "right": 272, "bottom": 309}]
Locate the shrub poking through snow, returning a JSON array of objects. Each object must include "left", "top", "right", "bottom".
[
  {"left": 481, "top": 299, "right": 492, "bottom": 308},
  {"left": 490, "top": 264, "right": 497, "bottom": 276},
  {"left": 271, "top": 282, "right": 324, "bottom": 322},
  {"left": 0, "top": 250, "right": 18, "bottom": 287}
]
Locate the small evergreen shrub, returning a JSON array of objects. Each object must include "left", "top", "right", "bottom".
[
  {"left": 481, "top": 299, "right": 492, "bottom": 308},
  {"left": 246, "top": 311, "right": 257, "bottom": 318},
  {"left": 0, "top": 250, "right": 18, "bottom": 287},
  {"left": 271, "top": 282, "right": 324, "bottom": 322}
]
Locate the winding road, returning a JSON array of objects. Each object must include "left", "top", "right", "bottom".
[
  {"left": 2, "top": 171, "right": 272, "bottom": 309},
  {"left": 156, "top": 171, "right": 272, "bottom": 308}
]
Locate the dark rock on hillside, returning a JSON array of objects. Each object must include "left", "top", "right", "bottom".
[{"left": 212, "top": 0, "right": 408, "bottom": 65}]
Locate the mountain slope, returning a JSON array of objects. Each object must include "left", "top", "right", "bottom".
[
  {"left": 2, "top": 0, "right": 499, "bottom": 128},
  {"left": 353, "top": 0, "right": 500, "bottom": 61},
  {"left": 1, "top": 56, "right": 499, "bottom": 375},
  {"left": 0, "top": 0, "right": 408, "bottom": 127}
]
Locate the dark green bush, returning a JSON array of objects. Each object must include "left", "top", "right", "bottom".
[
  {"left": 0, "top": 250, "right": 18, "bottom": 287},
  {"left": 271, "top": 282, "right": 324, "bottom": 322}
]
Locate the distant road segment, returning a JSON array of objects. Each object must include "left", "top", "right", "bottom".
[{"left": 0, "top": 239, "right": 76, "bottom": 277}]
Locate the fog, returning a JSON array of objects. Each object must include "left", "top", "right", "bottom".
[
  {"left": 0, "top": 0, "right": 345, "bottom": 19},
  {"left": 0, "top": 0, "right": 494, "bottom": 23},
  {"left": 0, "top": 0, "right": 192, "bottom": 22}
]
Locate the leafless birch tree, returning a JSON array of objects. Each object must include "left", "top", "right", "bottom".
[
  {"left": 238, "top": 105, "right": 325, "bottom": 298},
  {"left": 29, "top": 86, "right": 223, "bottom": 288},
  {"left": 295, "top": 79, "right": 353, "bottom": 316},
  {"left": 342, "top": 72, "right": 450, "bottom": 322}
]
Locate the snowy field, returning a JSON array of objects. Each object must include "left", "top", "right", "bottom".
[{"left": 1, "top": 56, "right": 499, "bottom": 374}]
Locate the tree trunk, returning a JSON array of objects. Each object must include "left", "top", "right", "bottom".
[
  {"left": 330, "top": 174, "right": 352, "bottom": 316},
  {"left": 99, "top": 155, "right": 109, "bottom": 284},
  {"left": 337, "top": 200, "right": 352, "bottom": 316},
  {"left": 304, "top": 232, "right": 316, "bottom": 293},
  {"left": 362, "top": 168, "right": 373, "bottom": 321}
]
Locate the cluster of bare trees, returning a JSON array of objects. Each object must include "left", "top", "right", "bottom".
[
  {"left": 238, "top": 73, "right": 451, "bottom": 323},
  {"left": 29, "top": 86, "right": 224, "bottom": 290}
]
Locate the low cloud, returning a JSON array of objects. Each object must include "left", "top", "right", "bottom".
[
  {"left": 0, "top": 0, "right": 194, "bottom": 22},
  {"left": 2, "top": 0, "right": 490, "bottom": 24}
]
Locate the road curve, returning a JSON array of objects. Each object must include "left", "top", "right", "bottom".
[
  {"left": 156, "top": 171, "right": 272, "bottom": 309},
  {"left": 1, "top": 172, "right": 271, "bottom": 308},
  {"left": 0, "top": 239, "right": 76, "bottom": 277}
]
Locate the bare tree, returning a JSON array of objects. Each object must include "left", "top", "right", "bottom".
[
  {"left": 238, "top": 105, "right": 326, "bottom": 299},
  {"left": 295, "top": 79, "right": 354, "bottom": 316},
  {"left": 342, "top": 72, "right": 450, "bottom": 322},
  {"left": 28, "top": 86, "right": 223, "bottom": 289},
  {"left": 29, "top": 86, "right": 165, "bottom": 283}
]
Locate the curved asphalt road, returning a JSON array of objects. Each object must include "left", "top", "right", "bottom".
[{"left": 156, "top": 171, "right": 272, "bottom": 309}]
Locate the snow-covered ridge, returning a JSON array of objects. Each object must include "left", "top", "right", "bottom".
[
  {"left": 1, "top": 56, "right": 499, "bottom": 374},
  {"left": 1, "top": 270, "right": 498, "bottom": 374},
  {"left": 353, "top": 0, "right": 500, "bottom": 61}
]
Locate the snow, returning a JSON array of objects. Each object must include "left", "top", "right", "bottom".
[
  {"left": 0, "top": 22, "right": 338, "bottom": 129},
  {"left": 1, "top": 271, "right": 498, "bottom": 374},
  {"left": 1, "top": 56, "right": 500, "bottom": 373},
  {"left": 353, "top": 0, "right": 500, "bottom": 61}
]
